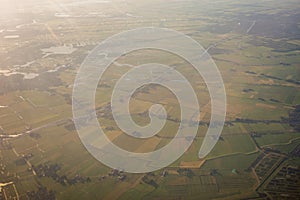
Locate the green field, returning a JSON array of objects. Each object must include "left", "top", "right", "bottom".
[{"left": 0, "top": 0, "right": 299, "bottom": 199}]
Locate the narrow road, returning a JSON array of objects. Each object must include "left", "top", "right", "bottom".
[
  {"left": 12, "top": 148, "right": 36, "bottom": 176},
  {"left": 13, "top": 184, "right": 20, "bottom": 200}
]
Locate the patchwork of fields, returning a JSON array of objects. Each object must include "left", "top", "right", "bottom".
[{"left": 0, "top": 0, "right": 299, "bottom": 199}]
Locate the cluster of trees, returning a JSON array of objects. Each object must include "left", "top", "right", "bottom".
[
  {"left": 108, "top": 169, "right": 126, "bottom": 181},
  {"left": 29, "top": 132, "right": 41, "bottom": 139},
  {"left": 234, "top": 118, "right": 282, "bottom": 124},
  {"left": 177, "top": 168, "right": 195, "bottom": 178},
  {"left": 26, "top": 186, "right": 55, "bottom": 200},
  {"left": 142, "top": 175, "right": 158, "bottom": 188},
  {"left": 33, "top": 163, "right": 91, "bottom": 186},
  {"left": 289, "top": 105, "right": 300, "bottom": 132}
]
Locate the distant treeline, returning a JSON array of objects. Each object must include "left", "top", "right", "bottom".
[
  {"left": 33, "top": 163, "right": 91, "bottom": 186},
  {"left": 26, "top": 185, "right": 55, "bottom": 200},
  {"left": 245, "top": 71, "right": 300, "bottom": 85},
  {"left": 289, "top": 105, "right": 300, "bottom": 132},
  {"left": 194, "top": 105, "right": 300, "bottom": 133}
]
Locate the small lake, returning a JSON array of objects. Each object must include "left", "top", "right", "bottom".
[
  {"left": 3, "top": 35, "right": 20, "bottom": 39},
  {"left": 0, "top": 65, "right": 69, "bottom": 80},
  {"left": 41, "top": 45, "right": 77, "bottom": 57}
]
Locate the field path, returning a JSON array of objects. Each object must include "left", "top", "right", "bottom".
[
  {"left": 261, "top": 136, "right": 300, "bottom": 148},
  {"left": 12, "top": 147, "right": 37, "bottom": 176}
]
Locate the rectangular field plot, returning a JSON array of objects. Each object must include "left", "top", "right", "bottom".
[
  {"left": 254, "top": 132, "right": 300, "bottom": 147},
  {"left": 19, "top": 90, "right": 66, "bottom": 107},
  {"left": 202, "top": 152, "right": 260, "bottom": 170},
  {"left": 206, "top": 134, "right": 256, "bottom": 159},
  {"left": 0, "top": 111, "right": 27, "bottom": 134}
]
